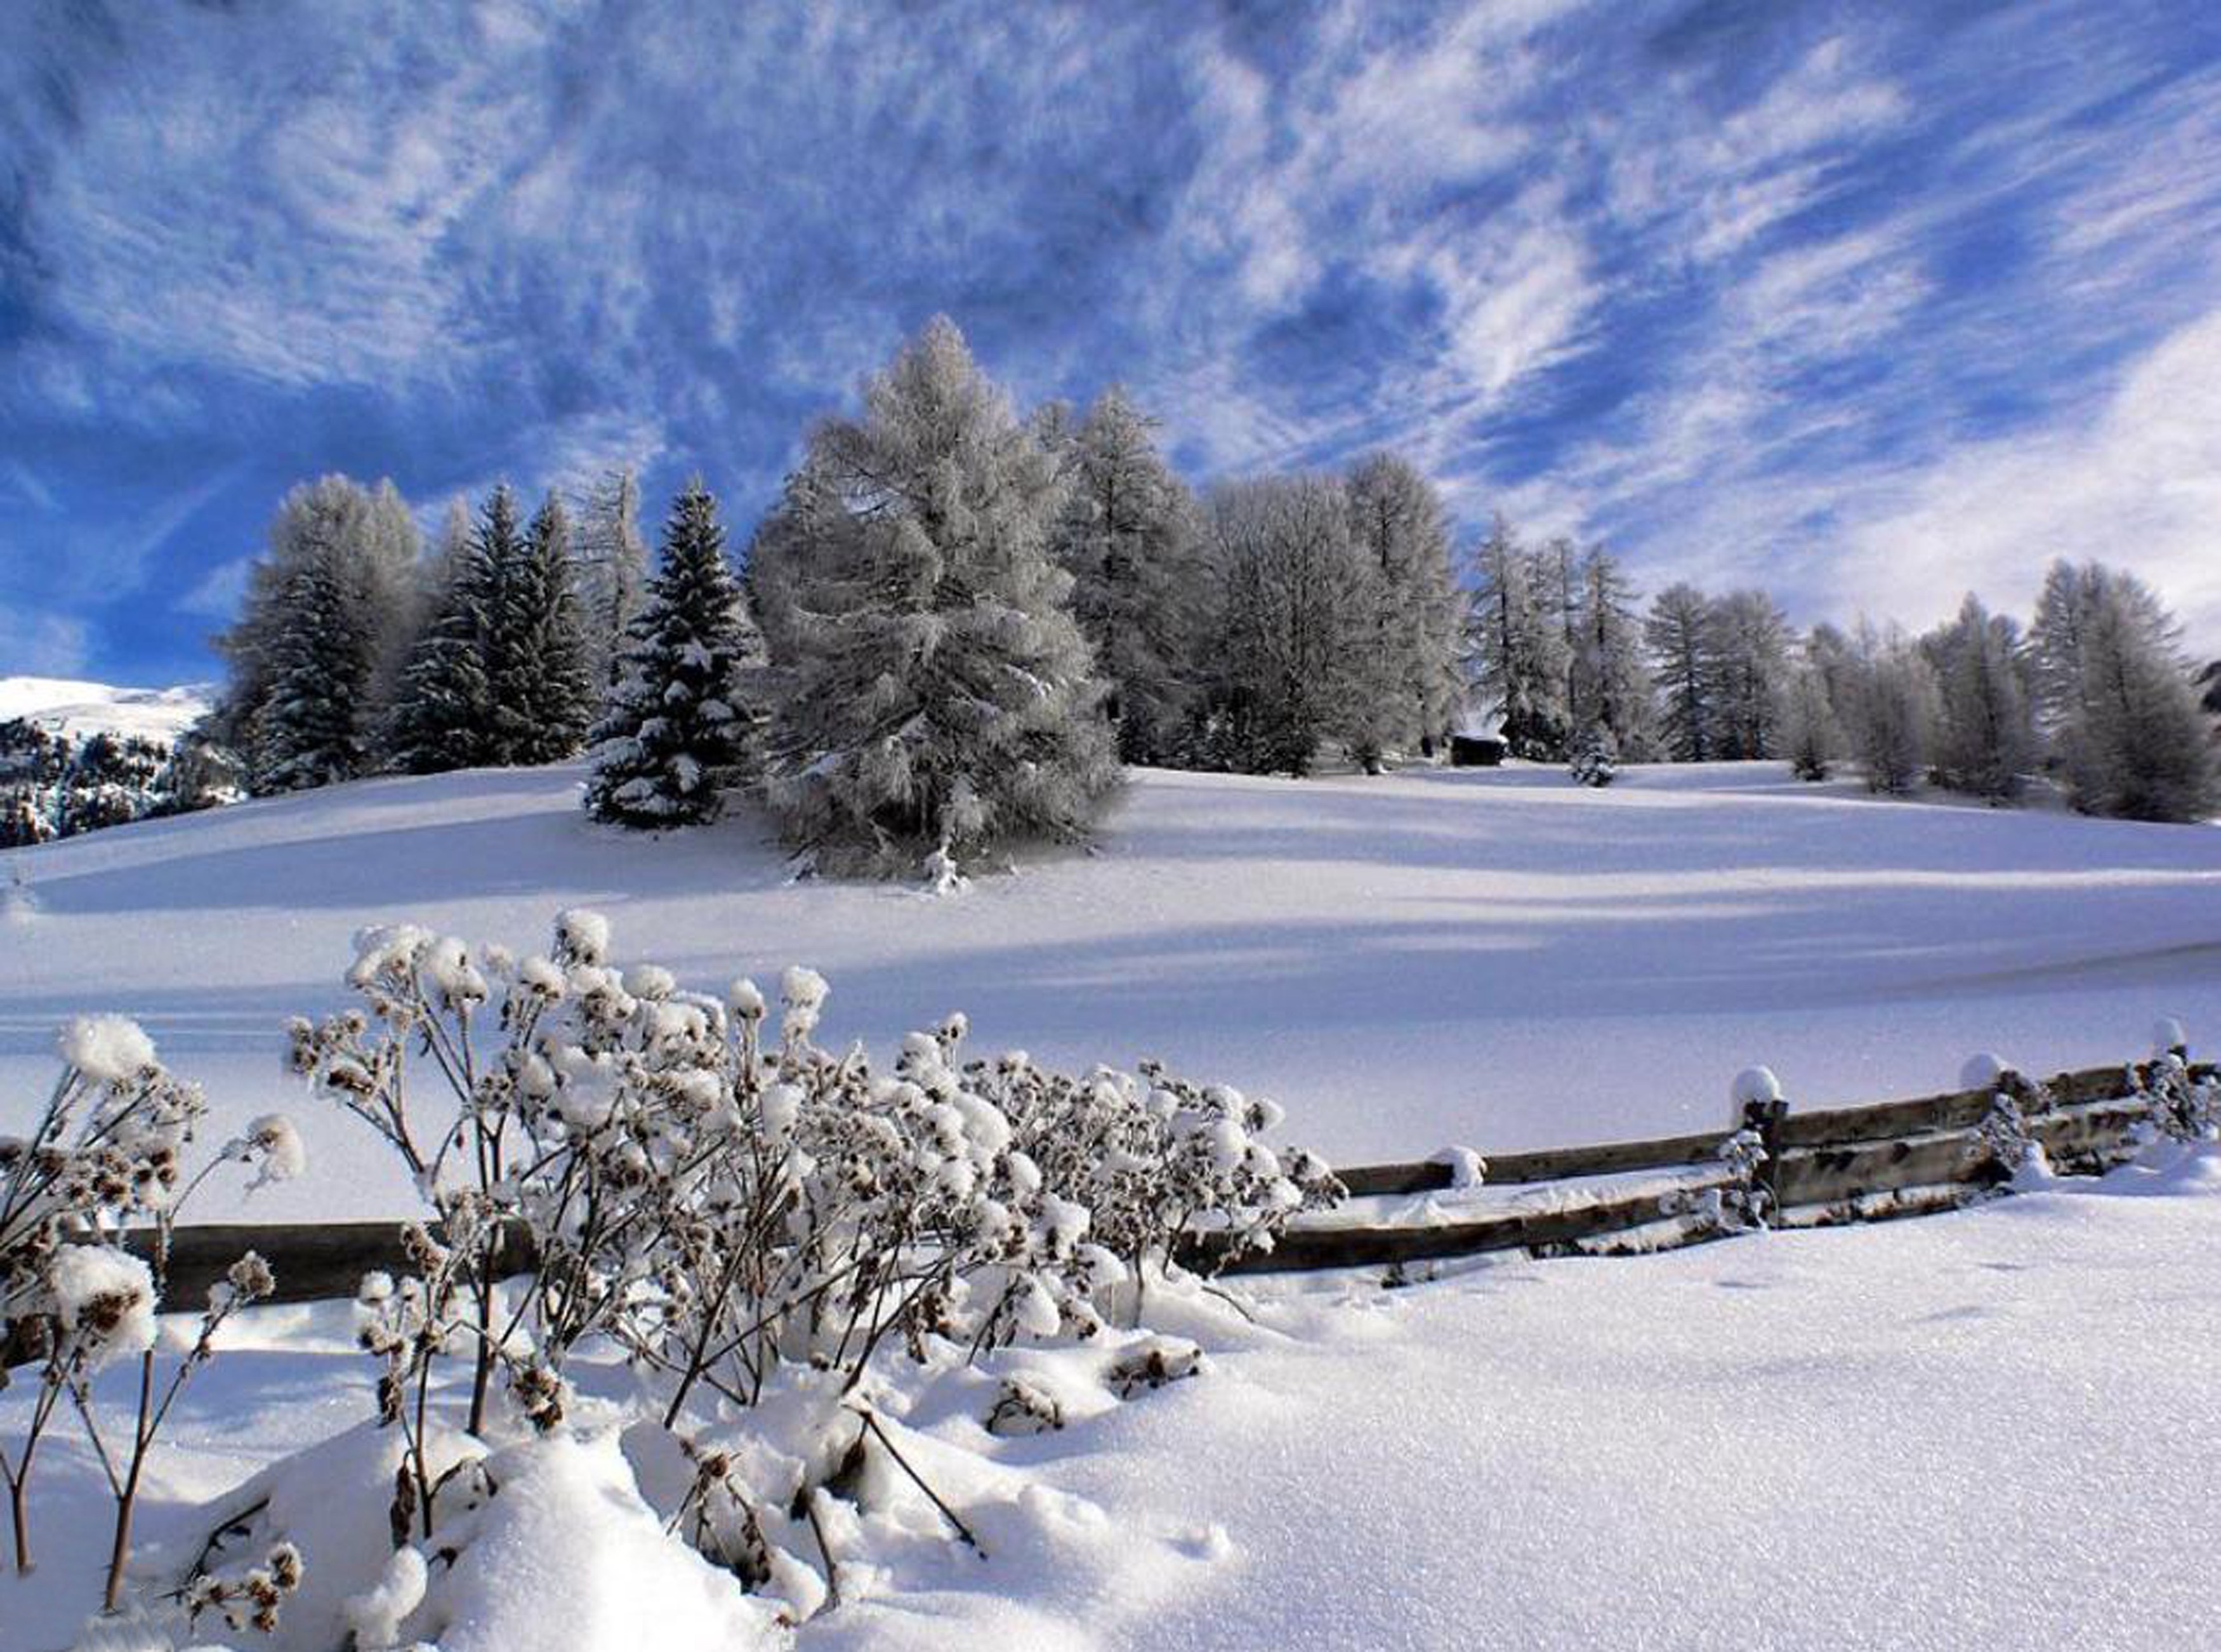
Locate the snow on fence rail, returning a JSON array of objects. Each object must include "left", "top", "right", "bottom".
[{"left": 4, "top": 1054, "right": 2210, "bottom": 1361}]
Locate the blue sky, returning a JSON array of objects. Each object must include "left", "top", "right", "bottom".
[{"left": 4, "top": 0, "right": 2219, "bottom": 685}]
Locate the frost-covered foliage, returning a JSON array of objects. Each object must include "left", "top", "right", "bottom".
[
  {"left": 1845, "top": 624, "right": 1941, "bottom": 796},
  {"left": 2029, "top": 559, "right": 2218, "bottom": 823},
  {"left": 1468, "top": 516, "right": 1571, "bottom": 760},
  {"left": 1921, "top": 595, "right": 2035, "bottom": 802},
  {"left": 572, "top": 465, "right": 652, "bottom": 691},
  {"left": 486, "top": 491, "right": 596, "bottom": 768},
  {"left": 209, "top": 475, "right": 423, "bottom": 795},
  {"left": 1044, "top": 387, "right": 1209, "bottom": 767},
  {"left": 1568, "top": 545, "right": 1657, "bottom": 764},
  {"left": 2135, "top": 1052, "right": 2219, "bottom": 1144},
  {"left": 1781, "top": 661, "right": 1840, "bottom": 782},
  {"left": 584, "top": 481, "right": 765, "bottom": 829},
  {"left": 1342, "top": 453, "right": 1466, "bottom": 770},
  {"left": 1644, "top": 581, "right": 1715, "bottom": 763},
  {"left": 759, "top": 317, "right": 1119, "bottom": 869},
  {"left": 0, "top": 1022, "right": 292, "bottom": 1603},
  {"left": 1205, "top": 474, "right": 1374, "bottom": 776},
  {"left": 287, "top": 909, "right": 1338, "bottom": 1613}
]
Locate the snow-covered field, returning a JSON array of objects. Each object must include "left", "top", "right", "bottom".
[
  {"left": 6, "top": 1147, "right": 2219, "bottom": 1649},
  {"left": 3, "top": 758, "right": 2216, "bottom": 1224},
  {"left": 5, "top": 759, "right": 2220, "bottom": 1648}
]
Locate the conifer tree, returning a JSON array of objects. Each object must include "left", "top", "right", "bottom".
[
  {"left": 210, "top": 475, "right": 419, "bottom": 785},
  {"left": 386, "top": 487, "right": 515, "bottom": 774},
  {"left": 1049, "top": 388, "right": 1204, "bottom": 766},
  {"left": 584, "top": 481, "right": 763, "bottom": 828},
  {"left": 1644, "top": 582, "right": 1715, "bottom": 762},
  {"left": 252, "top": 554, "right": 381, "bottom": 791},
  {"left": 762, "top": 317, "right": 1119, "bottom": 868},
  {"left": 1781, "top": 660, "right": 1840, "bottom": 781},
  {"left": 1466, "top": 517, "right": 1571, "bottom": 758},
  {"left": 487, "top": 491, "right": 595, "bottom": 766},
  {"left": 1208, "top": 475, "right": 1370, "bottom": 776},
  {"left": 1569, "top": 546, "right": 1656, "bottom": 762},
  {"left": 1706, "top": 590, "right": 1793, "bottom": 760},
  {"left": 1847, "top": 624, "right": 1939, "bottom": 795},
  {"left": 575, "top": 465, "right": 650, "bottom": 689},
  {"left": 1923, "top": 595, "right": 2034, "bottom": 801},
  {"left": 1345, "top": 453, "right": 1465, "bottom": 763}
]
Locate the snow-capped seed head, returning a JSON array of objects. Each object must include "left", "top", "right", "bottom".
[
  {"left": 554, "top": 908, "right": 611, "bottom": 967},
  {"left": 58, "top": 1014, "right": 157, "bottom": 1083},
  {"left": 780, "top": 965, "right": 828, "bottom": 1012},
  {"left": 237, "top": 1114, "right": 308, "bottom": 1188},
  {"left": 1960, "top": 1053, "right": 2012, "bottom": 1092},
  {"left": 728, "top": 977, "right": 766, "bottom": 1019},
  {"left": 1730, "top": 1066, "right": 1783, "bottom": 1116},
  {"left": 2152, "top": 1017, "right": 2189, "bottom": 1057},
  {"left": 47, "top": 1245, "right": 157, "bottom": 1365},
  {"left": 623, "top": 963, "right": 677, "bottom": 1001}
]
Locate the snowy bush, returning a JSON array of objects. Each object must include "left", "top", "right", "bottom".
[
  {"left": 1, "top": 1021, "right": 294, "bottom": 1609},
  {"left": 287, "top": 908, "right": 1340, "bottom": 1618},
  {"left": 1567, "top": 726, "right": 1617, "bottom": 788}
]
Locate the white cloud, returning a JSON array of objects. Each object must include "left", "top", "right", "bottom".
[
  {"left": 1831, "top": 307, "right": 2221, "bottom": 647},
  {"left": 0, "top": 605, "right": 91, "bottom": 678}
]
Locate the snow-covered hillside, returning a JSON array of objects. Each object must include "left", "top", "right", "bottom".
[
  {"left": 0, "top": 675, "right": 211, "bottom": 743},
  {"left": 3, "top": 758, "right": 2216, "bottom": 1224}
]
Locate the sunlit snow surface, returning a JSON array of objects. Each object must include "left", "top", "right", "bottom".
[
  {"left": 3, "top": 760, "right": 2219, "bottom": 1648},
  {"left": 2, "top": 758, "right": 2217, "bottom": 1222}
]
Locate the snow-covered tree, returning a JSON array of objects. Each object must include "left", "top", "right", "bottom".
[
  {"left": 574, "top": 466, "right": 650, "bottom": 689},
  {"left": 1207, "top": 474, "right": 1369, "bottom": 776},
  {"left": 486, "top": 491, "right": 595, "bottom": 767},
  {"left": 761, "top": 317, "right": 1118, "bottom": 869},
  {"left": 385, "top": 487, "right": 516, "bottom": 774},
  {"left": 208, "top": 475, "right": 421, "bottom": 788},
  {"left": 1048, "top": 388, "right": 1205, "bottom": 766},
  {"left": 1644, "top": 582, "right": 1715, "bottom": 762},
  {"left": 1466, "top": 517, "right": 1571, "bottom": 759},
  {"left": 1569, "top": 546, "right": 1656, "bottom": 762},
  {"left": 253, "top": 554, "right": 383, "bottom": 792},
  {"left": 1705, "top": 590, "right": 1793, "bottom": 761},
  {"left": 585, "top": 480, "right": 764, "bottom": 828},
  {"left": 1780, "top": 660, "right": 1840, "bottom": 781},
  {"left": 1846, "top": 624, "right": 1939, "bottom": 795},
  {"left": 2028, "top": 560, "right": 2216, "bottom": 821},
  {"left": 1345, "top": 453, "right": 1465, "bottom": 765},
  {"left": 1923, "top": 595, "right": 2034, "bottom": 802}
]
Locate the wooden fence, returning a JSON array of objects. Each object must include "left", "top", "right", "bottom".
[{"left": 6, "top": 1054, "right": 2209, "bottom": 1361}]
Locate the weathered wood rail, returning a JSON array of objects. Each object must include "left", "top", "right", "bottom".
[{"left": 6, "top": 1055, "right": 2208, "bottom": 1366}]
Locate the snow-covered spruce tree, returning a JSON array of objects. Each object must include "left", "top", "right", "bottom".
[
  {"left": 2028, "top": 560, "right": 2217, "bottom": 821},
  {"left": 1465, "top": 515, "right": 1571, "bottom": 759},
  {"left": 1705, "top": 590, "right": 1793, "bottom": 760},
  {"left": 1644, "top": 581, "right": 1716, "bottom": 762},
  {"left": 1781, "top": 659, "right": 1841, "bottom": 781},
  {"left": 209, "top": 475, "right": 421, "bottom": 790},
  {"left": 585, "top": 480, "right": 764, "bottom": 828},
  {"left": 1345, "top": 452, "right": 1465, "bottom": 765},
  {"left": 1846, "top": 624, "right": 1939, "bottom": 795},
  {"left": 1567, "top": 724, "right": 1618, "bottom": 787},
  {"left": 385, "top": 486, "right": 518, "bottom": 774},
  {"left": 1922, "top": 594, "right": 2035, "bottom": 802},
  {"left": 252, "top": 552, "right": 384, "bottom": 792},
  {"left": 574, "top": 465, "right": 651, "bottom": 689},
  {"left": 1047, "top": 387, "right": 1206, "bottom": 767},
  {"left": 1569, "top": 545, "right": 1657, "bottom": 762},
  {"left": 762, "top": 317, "right": 1119, "bottom": 868},
  {"left": 1206, "top": 474, "right": 1369, "bottom": 776},
  {"left": 485, "top": 490, "right": 596, "bottom": 767}
]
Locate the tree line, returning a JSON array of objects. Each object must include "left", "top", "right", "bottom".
[{"left": 194, "top": 315, "right": 2217, "bottom": 874}]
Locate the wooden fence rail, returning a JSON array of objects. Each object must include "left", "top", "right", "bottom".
[{"left": 6, "top": 1055, "right": 2208, "bottom": 1368}]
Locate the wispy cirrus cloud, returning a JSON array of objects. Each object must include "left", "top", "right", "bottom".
[{"left": 2, "top": 0, "right": 2218, "bottom": 680}]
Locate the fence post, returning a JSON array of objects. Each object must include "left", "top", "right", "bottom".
[{"left": 1730, "top": 1067, "right": 1789, "bottom": 1225}]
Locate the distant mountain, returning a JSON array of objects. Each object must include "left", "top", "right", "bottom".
[
  {"left": 0, "top": 677, "right": 232, "bottom": 847},
  {"left": 0, "top": 675, "right": 213, "bottom": 743}
]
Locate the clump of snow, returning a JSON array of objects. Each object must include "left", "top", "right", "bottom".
[
  {"left": 1960, "top": 1052, "right": 2012, "bottom": 1092},
  {"left": 58, "top": 1012, "right": 158, "bottom": 1082},
  {"left": 1730, "top": 1064, "right": 1783, "bottom": 1120},
  {"left": 235, "top": 1113, "right": 308, "bottom": 1190},
  {"left": 2151, "top": 1016, "right": 2189, "bottom": 1056},
  {"left": 554, "top": 908, "right": 610, "bottom": 966},
  {"left": 341, "top": 1543, "right": 428, "bottom": 1651},
  {"left": 46, "top": 1244, "right": 157, "bottom": 1363},
  {"left": 1429, "top": 1146, "right": 1487, "bottom": 1189}
]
